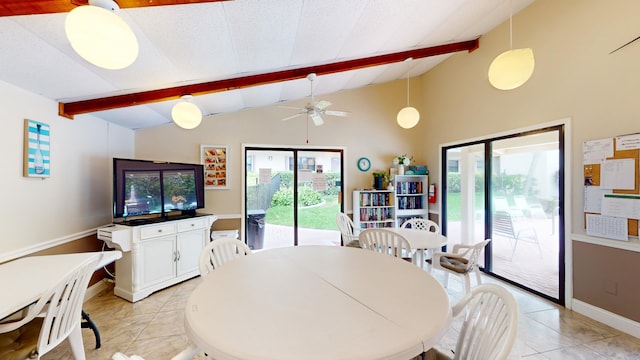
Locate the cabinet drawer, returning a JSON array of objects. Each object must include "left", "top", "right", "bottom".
[
  {"left": 177, "top": 217, "right": 207, "bottom": 232},
  {"left": 140, "top": 223, "right": 177, "bottom": 239}
]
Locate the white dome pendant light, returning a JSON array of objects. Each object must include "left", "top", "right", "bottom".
[
  {"left": 488, "top": 0, "right": 535, "bottom": 90},
  {"left": 396, "top": 58, "right": 420, "bottom": 129},
  {"left": 172, "top": 95, "right": 202, "bottom": 129},
  {"left": 65, "top": 0, "right": 139, "bottom": 70}
]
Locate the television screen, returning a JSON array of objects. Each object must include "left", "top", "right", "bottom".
[{"left": 113, "top": 158, "right": 205, "bottom": 220}]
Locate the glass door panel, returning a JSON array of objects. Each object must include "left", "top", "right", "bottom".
[
  {"left": 245, "top": 147, "right": 343, "bottom": 249},
  {"left": 296, "top": 150, "right": 342, "bottom": 246},
  {"left": 444, "top": 144, "right": 486, "bottom": 267},
  {"left": 490, "top": 131, "right": 561, "bottom": 299}
]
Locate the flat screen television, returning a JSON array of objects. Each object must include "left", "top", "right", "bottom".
[{"left": 113, "top": 158, "right": 205, "bottom": 221}]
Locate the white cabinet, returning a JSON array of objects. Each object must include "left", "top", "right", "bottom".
[
  {"left": 353, "top": 189, "right": 396, "bottom": 230},
  {"left": 394, "top": 175, "right": 428, "bottom": 227},
  {"left": 110, "top": 214, "right": 216, "bottom": 302}
]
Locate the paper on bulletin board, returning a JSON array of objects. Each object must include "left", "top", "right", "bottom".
[
  {"left": 601, "top": 194, "right": 640, "bottom": 220},
  {"left": 583, "top": 138, "right": 614, "bottom": 164},
  {"left": 583, "top": 186, "right": 612, "bottom": 213},
  {"left": 586, "top": 214, "right": 628, "bottom": 241},
  {"left": 615, "top": 133, "right": 640, "bottom": 151},
  {"left": 600, "top": 158, "right": 635, "bottom": 190}
]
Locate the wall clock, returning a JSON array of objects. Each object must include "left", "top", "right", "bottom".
[{"left": 357, "top": 157, "right": 371, "bottom": 172}]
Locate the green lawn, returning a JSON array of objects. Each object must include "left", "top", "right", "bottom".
[
  {"left": 446, "top": 192, "right": 485, "bottom": 221},
  {"left": 265, "top": 196, "right": 340, "bottom": 230}
]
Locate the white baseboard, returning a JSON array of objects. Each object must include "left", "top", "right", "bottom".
[
  {"left": 572, "top": 298, "right": 640, "bottom": 338},
  {"left": 84, "top": 279, "right": 112, "bottom": 303}
]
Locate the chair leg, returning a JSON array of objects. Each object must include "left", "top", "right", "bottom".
[
  {"left": 474, "top": 266, "right": 483, "bottom": 286},
  {"left": 463, "top": 275, "right": 471, "bottom": 295},
  {"left": 81, "top": 310, "right": 101, "bottom": 349},
  {"left": 443, "top": 272, "right": 450, "bottom": 288},
  {"left": 171, "top": 343, "right": 200, "bottom": 360},
  {"left": 68, "top": 324, "right": 86, "bottom": 360}
]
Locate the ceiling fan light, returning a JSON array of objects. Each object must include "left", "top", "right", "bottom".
[
  {"left": 65, "top": 2, "right": 139, "bottom": 70},
  {"left": 172, "top": 96, "right": 202, "bottom": 129},
  {"left": 488, "top": 48, "right": 535, "bottom": 90},
  {"left": 397, "top": 106, "right": 420, "bottom": 129}
]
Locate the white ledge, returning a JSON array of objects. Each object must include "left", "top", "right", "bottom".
[{"left": 572, "top": 233, "right": 640, "bottom": 253}]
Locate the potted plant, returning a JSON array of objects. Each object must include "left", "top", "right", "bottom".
[
  {"left": 372, "top": 170, "right": 388, "bottom": 190},
  {"left": 393, "top": 154, "right": 413, "bottom": 175}
]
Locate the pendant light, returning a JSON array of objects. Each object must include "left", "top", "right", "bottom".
[
  {"left": 396, "top": 58, "right": 420, "bottom": 129},
  {"left": 65, "top": 0, "right": 139, "bottom": 70},
  {"left": 488, "top": 0, "right": 535, "bottom": 90},
  {"left": 172, "top": 95, "right": 202, "bottom": 129}
]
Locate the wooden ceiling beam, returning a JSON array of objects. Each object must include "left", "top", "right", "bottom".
[
  {"left": 0, "top": 0, "right": 228, "bottom": 17},
  {"left": 59, "top": 38, "right": 480, "bottom": 119}
]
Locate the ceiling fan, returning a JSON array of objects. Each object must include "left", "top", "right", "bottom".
[{"left": 280, "top": 73, "right": 349, "bottom": 126}]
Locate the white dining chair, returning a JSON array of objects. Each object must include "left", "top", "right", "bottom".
[
  {"left": 199, "top": 237, "right": 253, "bottom": 277},
  {"left": 431, "top": 239, "right": 491, "bottom": 294},
  {"left": 400, "top": 218, "right": 440, "bottom": 269},
  {"left": 174, "top": 238, "right": 253, "bottom": 360},
  {"left": 400, "top": 217, "right": 440, "bottom": 234},
  {"left": 359, "top": 228, "right": 413, "bottom": 262},
  {"left": 336, "top": 212, "right": 360, "bottom": 247},
  {"left": 422, "top": 283, "right": 518, "bottom": 360},
  {"left": 0, "top": 256, "right": 100, "bottom": 360}
]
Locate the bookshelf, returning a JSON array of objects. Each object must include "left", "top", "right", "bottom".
[
  {"left": 353, "top": 189, "right": 396, "bottom": 229},
  {"left": 395, "top": 174, "right": 428, "bottom": 227}
]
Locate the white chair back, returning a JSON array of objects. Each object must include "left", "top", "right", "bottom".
[
  {"left": 400, "top": 218, "right": 440, "bottom": 234},
  {"left": 452, "top": 284, "right": 518, "bottom": 360},
  {"left": 336, "top": 213, "right": 359, "bottom": 246},
  {"left": 199, "top": 237, "right": 252, "bottom": 276},
  {"left": 359, "top": 228, "right": 412, "bottom": 260}
]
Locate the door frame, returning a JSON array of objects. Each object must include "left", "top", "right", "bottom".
[
  {"left": 241, "top": 144, "right": 347, "bottom": 246},
  {"left": 438, "top": 118, "right": 572, "bottom": 306}
]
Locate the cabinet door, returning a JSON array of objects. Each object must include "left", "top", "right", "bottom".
[
  {"left": 176, "top": 230, "right": 205, "bottom": 276},
  {"left": 139, "top": 236, "right": 176, "bottom": 288}
]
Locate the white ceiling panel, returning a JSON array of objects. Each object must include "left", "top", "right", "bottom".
[{"left": 0, "top": 0, "right": 535, "bottom": 129}]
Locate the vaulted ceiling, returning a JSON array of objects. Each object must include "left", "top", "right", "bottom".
[{"left": 0, "top": 0, "right": 533, "bottom": 129}]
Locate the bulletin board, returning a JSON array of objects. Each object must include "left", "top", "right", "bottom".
[{"left": 583, "top": 134, "right": 640, "bottom": 239}]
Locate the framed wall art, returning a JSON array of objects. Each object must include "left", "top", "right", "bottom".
[
  {"left": 201, "top": 145, "right": 229, "bottom": 189},
  {"left": 23, "top": 119, "right": 50, "bottom": 178}
]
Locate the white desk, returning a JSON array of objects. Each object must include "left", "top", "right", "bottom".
[
  {"left": 0, "top": 251, "right": 122, "bottom": 321},
  {"left": 387, "top": 227, "right": 448, "bottom": 269},
  {"left": 184, "top": 246, "right": 451, "bottom": 360}
]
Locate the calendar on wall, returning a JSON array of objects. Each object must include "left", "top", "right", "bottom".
[{"left": 200, "top": 145, "right": 229, "bottom": 189}]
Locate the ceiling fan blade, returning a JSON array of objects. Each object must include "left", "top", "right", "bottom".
[
  {"left": 310, "top": 111, "right": 324, "bottom": 126},
  {"left": 281, "top": 112, "right": 305, "bottom": 121},
  {"left": 315, "top": 100, "right": 332, "bottom": 110},
  {"left": 324, "top": 110, "right": 349, "bottom": 117}
]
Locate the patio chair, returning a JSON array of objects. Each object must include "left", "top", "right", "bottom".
[
  {"left": 0, "top": 256, "right": 100, "bottom": 360},
  {"left": 359, "top": 228, "right": 413, "bottom": 262},
  {"left": 513, "top": 195, "right": 546, "bottom": 219},
  {"left": 336, "top": 212, "right": 360, "bottom": 247},
  {"left": 422, "top": 284, "right": 518, "bottom": 360},
  {"left": 430, "top": 239, "right": 490, "bottom": 294},
  {"left": 492, "top": 210, "right": 541, "bottom": 259},
  {"left": 199, "top": 237, "right": 253, "bottom": 276}
]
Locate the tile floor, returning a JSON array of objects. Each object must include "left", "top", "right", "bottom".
[{"left": 42, "top": 270, "right": 640, "bottom": 360}]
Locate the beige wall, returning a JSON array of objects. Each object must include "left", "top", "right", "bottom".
[
  {"left": 134, "top": 79, "right": 428, "bottom": 217},
  {"left": 0, "top": 80, "right": 135, "bottom": 261}
]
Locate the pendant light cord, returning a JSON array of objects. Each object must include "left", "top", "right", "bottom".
[{"left": 509, "top": 0, "right": 513, "bottom": 50}]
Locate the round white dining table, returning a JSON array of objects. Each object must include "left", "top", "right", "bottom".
[
  {"left": 386, "top": 228, "right": 448, "bottom": 269},
  {"left": 184, "top": 245, "right": 451, "bottom": 360}
]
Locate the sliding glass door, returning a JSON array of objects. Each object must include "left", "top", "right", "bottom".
[
  {"left": 442, "top": 125, "right": 565, "bottom": 304},
  {"left": 244, "top": 147, "right": 344, "bottom": 249}
]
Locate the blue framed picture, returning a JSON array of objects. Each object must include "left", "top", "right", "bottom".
[{"left": 23, "top": 119, "right": 50, "bottom": 177}]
